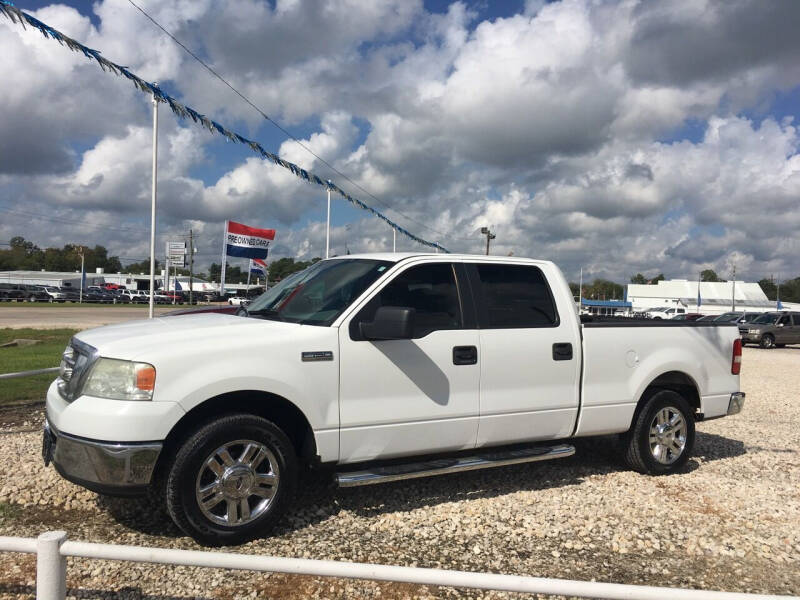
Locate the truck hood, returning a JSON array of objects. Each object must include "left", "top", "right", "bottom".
[{"left": 74, "top": 313, "right": 304, "bottom": 362}]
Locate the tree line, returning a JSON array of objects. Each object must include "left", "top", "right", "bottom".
[{"left": 2, "top": 237, "right": 796, "bottom": 301}]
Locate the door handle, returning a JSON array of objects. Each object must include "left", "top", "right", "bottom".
[
  {"left": 552, "top": 342, "right": 573, "bottom": 361},
  {"left": 453, "top": 345, "right": 477, "bottom": 365}
]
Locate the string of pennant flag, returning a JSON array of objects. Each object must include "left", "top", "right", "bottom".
[{"left": 0, "top": 0, "right": 449, "bottom": 253}]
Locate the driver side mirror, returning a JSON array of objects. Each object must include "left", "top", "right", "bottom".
[{"left": 360, "top": 306, "right": 416, "bottom": 340}]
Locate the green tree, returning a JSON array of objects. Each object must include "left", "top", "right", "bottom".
[
  {"left": 630, "top": 273, "right": 648, "bottom": 284},
  {"left": 700, "top": 269, "right": 721, "bottom": 282},
  {"left": 651, "top": 273, "right": 666, "bottom": 283}
]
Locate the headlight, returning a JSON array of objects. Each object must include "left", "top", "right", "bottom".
[
  {"left": 82, "top": 358, "right": 156, "bottom": 401},
  {"left": 748, "top": 329, "right": 760, "bottom": 334}
]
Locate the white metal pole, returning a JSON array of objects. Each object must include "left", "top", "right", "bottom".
[
  {"left": 220, "top": 220, "right": 229, "bottom": 298},
  {"left": 732, "top": 264, "right": 736, "bottom": 311},
  {"left": 326, "top": 183, "right": 331, "bottom": 259},
  {"left": 393, "top": 228, "right": 396, "bottom": 252},
  {"left": 79, "top": 251, "right": 84, "bottom": 304},
  {"left": 37, "top": 530, "right": 67, "bottom": 600},
  {"left": 148, "top": 91, "right": 159, "bottom": 319},
  {"left": 579, "top": 268, "right": 583, "bottom": 311}
]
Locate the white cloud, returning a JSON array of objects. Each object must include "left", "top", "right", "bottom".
[{"left": 2, "top": 0, "right": 800, "bottom": 282}]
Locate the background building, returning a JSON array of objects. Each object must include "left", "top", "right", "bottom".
[{"left": 627, "top": 280, "right": 779, "bottom": 315}]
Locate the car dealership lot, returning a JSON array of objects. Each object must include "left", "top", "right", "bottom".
[{"left": 0, "top": 347, "right": 797, "bottom": 598}]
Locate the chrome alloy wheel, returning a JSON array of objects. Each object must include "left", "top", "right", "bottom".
[
  {"left": 648, "top": 407, "right": 687, "bottom": 465},
  {"left": 195, "top": 440, "right": 279, "bottom": 527}
]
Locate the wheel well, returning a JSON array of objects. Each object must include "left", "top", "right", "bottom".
[
  {"left": 154, "top": 391, "right": 317, "bottom": 481},
  {"left": 631, "top": 371, "right": 700, "bottom": 426}
]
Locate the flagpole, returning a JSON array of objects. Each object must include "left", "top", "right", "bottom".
[
  {"left": 220, "top": 220, "right": 228, "bottom": 298},
  {"left": 326, "top": 181, "right": 331, "bottom": 259},
  {"left": 579, "top": 268, "right": 583, "bottom": 312},
  {"left": 148, "top": 87, "right": 159, "bottom": 319},
  {"left": 246, "top": 261, "right": 252, "bottom": 293},
  {"left": 393, "top": 227, "right": 396, "bottom": 252}
]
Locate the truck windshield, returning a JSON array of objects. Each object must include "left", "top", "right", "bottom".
[
  {"left": 751, "top": 313, "right": 780, "bottom": 325},
  {"left": 244, "top": 259, "right": 393, "bottom": 325}
]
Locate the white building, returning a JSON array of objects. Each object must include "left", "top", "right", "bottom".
[
  {"left": 0, "top": 269, "right": 104, "bottom": 288},
  {"left": 627, "top": 279, "right": 778, "bottom": 315}
]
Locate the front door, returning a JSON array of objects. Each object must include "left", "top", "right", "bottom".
[
  {"left": 466, "top": 262, "right": 581, "bottom": 447},
  {"left": 338, "top": 261, "right": 480, "bottom": 464}
]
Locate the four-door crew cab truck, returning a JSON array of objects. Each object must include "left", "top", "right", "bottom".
[{"left": 43, "top": 254, "right": 745, "bottom": 545}]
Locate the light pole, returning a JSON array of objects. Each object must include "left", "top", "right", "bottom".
[
  {"left": 480, "top": 227, "right": 496, "bottom": 255},
  {"left": 78, "top": 248, "right": 85, "bottom": 304},
  {"left": 148, "top": 87, "right": 159, "bottom": 319},
  {"left": 326, "top": 180, "right": 332, "bottom": 259}
]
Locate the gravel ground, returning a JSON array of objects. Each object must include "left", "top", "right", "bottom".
[{"left": 0, "top": 347, "right": 798, "bottom": 599}]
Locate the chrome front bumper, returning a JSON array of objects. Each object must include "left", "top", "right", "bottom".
[
  {"left": 43, "top": 419, "right": 162, "bottom": 496},
  {"left": 728, "top": 392, "right": 745, "bottom": 416}
]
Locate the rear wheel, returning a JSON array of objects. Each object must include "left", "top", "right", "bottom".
[
  {"left": 622, "top": 390, "right": 695, "bottom": 475},
  {"left": 164, "top": 414, "right": 297, "bottom": 546},
  {"left": 760, "top": 334, "right": 775, "bottom": 349}
]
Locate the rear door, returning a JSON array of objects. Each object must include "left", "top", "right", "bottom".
[
  {"left": 466, "top": 262, "right": 581, "bottom": 447},
  {"left": 775, "top": 314, "right": 793, "bottom": 343}
]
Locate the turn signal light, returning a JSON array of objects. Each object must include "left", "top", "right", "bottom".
[
  {"left": 731, "top": 339, "right": 742, "bottom": 375},
  {"left": 135, "top": 365, "right": 156, "bottom": 391}
]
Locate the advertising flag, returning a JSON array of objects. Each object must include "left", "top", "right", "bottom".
[
  {"left": 225, "top": 220, "right": 275, "bottom": 259},
  {"left": 250, "top": 258, "right": 267, "bottom": 276}
]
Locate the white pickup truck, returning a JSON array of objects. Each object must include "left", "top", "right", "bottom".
[{"left": 43, "top": 254, "right": 745, "bottom": 545}]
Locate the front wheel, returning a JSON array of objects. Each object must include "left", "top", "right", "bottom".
[
  {"left": 621, "top": 390, "right": 695, "bottom": 475},
  {"left": 760, "top": 334, "right": 775, "bottom": 349},
  {"left": 164, "top": 414, "right": 297, "bottom": 546}
]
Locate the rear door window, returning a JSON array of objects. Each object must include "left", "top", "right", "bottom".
[{"left": 472, "top": 264, "right": 558, "bottom": 328}]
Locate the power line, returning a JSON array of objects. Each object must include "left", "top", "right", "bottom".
[{"left": 125, "top": 0, "right": 462, "bottom": 243}]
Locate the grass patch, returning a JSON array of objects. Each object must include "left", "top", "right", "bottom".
[
  {"left": 0, "top": 502, "right": 20, "bottom": 522},
  {"left": 0, "top": 328, "right": 77, "bottom": 406}
]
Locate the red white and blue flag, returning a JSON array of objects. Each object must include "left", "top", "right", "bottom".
[
  {"left": 250, "top": 258, "right": 267, "bottom": 276},
  {"left": 224, "top": 220, "right": 275, "bottom": 260}
]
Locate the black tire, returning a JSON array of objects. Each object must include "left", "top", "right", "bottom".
[
  {"left": 164, "top": 414, "right": 297, "bottom": 546},
  {"left": 760, "top": 334, "right": 775, "bottom": 349},
  {"left": 621, "top": 390, "right": 695, "bottom": 475}
]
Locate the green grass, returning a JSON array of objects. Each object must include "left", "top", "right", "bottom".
[{"left": 0, "top": 328, "right": 77, "bottom": 406}]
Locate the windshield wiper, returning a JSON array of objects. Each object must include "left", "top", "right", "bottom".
[{"left": 245, "top": 307, "right": 284, "bottom": 321}]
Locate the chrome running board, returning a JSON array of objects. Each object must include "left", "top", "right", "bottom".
[{"left": 335, "top": 444, "right": 575, "bottom": 488}]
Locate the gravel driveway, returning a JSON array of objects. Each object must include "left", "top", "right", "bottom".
[{"left": 0, "top": 347, "right": 798, "bottom": 599}]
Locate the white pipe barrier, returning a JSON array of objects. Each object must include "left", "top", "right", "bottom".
[
  {"left": 0, "top": 366, "right": 59, "bottom": 380},
  {"left": 0, "top": 532, "right": 797, "bottom": 600}
]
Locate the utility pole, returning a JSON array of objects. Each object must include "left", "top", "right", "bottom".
[
  {"left": 189, "top": 229, "right": 194, "bottom": 305},
  {"left": 393, "top": 227, "right": 396, "bottom": 252},
  {"left": 480, "top": 227, "right": 496, "bottom": 255},
  {"left": 731, "top": 263, "right": 736, "bottom": 311}
]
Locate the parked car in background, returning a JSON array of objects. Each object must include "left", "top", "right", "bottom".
[
  {"left": 0, "top": 283, "right": 26, "bottom": 301},
  {"left": 19, "top": 285, "right": 50, "bottom": 302},
  {"left": 121, "top": 290, "right": 149, "bottom": 303},
  {"left": 228, "top": 296, "right": 250, "bottom": 306},
  {"left": 739, "top": 311, "right": 800, "bottom": 348},
  {"left": 671, "top": 313, "right": 704, "bottom": 321},
  {"left": 713, "top": 312, "right": 761, "bottom": 325},
  {"left": 646, "top": 306, "right": 686, "bottom": 320}
]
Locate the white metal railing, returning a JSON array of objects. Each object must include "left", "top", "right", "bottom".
[
  {"left": 0, "top": 366, "right": 59, "bottom": 380},
  {"left": 0, "top": 532, "right": 797, "bottom": 600}
]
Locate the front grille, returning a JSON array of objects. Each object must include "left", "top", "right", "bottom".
[{"left": 57, "top": 338, "right": 99, "bottom": 402}]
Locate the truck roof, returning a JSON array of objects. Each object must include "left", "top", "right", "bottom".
[{"left": 327, "top": 252, "right": 552, "bottom": 265}]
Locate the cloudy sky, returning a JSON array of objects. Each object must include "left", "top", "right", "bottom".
[{"left": 1, "top": 0, "right": 799, "bottom": 282}]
